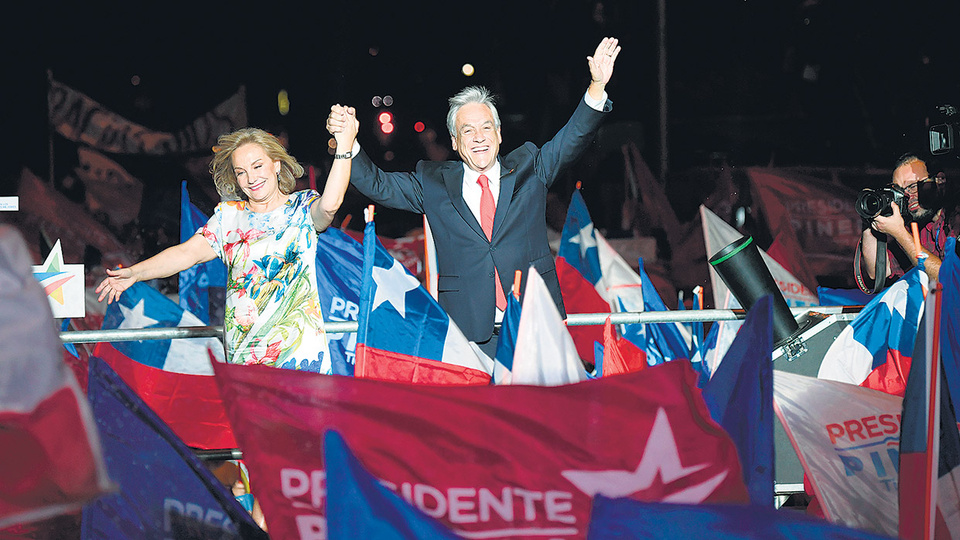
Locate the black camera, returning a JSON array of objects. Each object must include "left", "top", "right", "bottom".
[
  {"left": 930, "top": 105, "right": 960, "bottom": 155},
  {"left": 855, "top": 185, "right": 908, "bottom": 220}
]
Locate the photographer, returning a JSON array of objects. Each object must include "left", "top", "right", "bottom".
[{"left": 858, "top": 154, "right": 948, "bottom": 290}]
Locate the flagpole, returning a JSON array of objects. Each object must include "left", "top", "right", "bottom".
[
  {"left": 46, "top": 69, "right": 55, "bottom": 185},
  {"left": 923, "top": 284, "right": 943, "bottom": 540},
  {"left": 657, "top": 0, "right": 669, "bottom": 180}
]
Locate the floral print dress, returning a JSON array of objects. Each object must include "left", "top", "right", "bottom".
[{"left": 200, "top": 190, "right": 331, "bottom": 373}]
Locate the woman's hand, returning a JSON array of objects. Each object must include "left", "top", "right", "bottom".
[{"left": 95, "top": 266, "right": 138, "bottom": 304}]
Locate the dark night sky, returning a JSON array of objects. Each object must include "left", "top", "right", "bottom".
[{"left": 7, "top": 0, "right": 960, "bottom": 198}]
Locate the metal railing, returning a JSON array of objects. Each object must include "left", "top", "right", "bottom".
[{"left": 59, "top": 306, "right": 858, "bottom": 343}]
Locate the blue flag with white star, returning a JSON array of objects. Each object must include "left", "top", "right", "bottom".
[
  {"left": 101, "top": 282, "right": 223, "bottom": 374},
  {"left": 354, "top": 218, "right": 493, "bottom": 383},
  {"left": 558, "top": 190, "right": 602, "bottom": 285}
]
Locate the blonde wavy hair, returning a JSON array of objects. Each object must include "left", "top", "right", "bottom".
[{"left": 209, "top": 128, "right": 303, "bottom": 200}]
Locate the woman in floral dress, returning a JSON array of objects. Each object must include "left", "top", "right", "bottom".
[{"left": 96, "top": 107, "right": 361, "bottom": 373}]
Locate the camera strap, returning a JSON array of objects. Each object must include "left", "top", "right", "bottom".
[{"left": 854, "top": 234, "right": 887, "bottom": 295}]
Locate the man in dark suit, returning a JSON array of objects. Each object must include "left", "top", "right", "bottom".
[{"left": 327, "top": 37, "right": 620, "bottom": 356}]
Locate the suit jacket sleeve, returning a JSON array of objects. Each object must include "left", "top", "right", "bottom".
[
  {"left": 349, "top": 147, "right": 425, "bottom": 214},
  {"left": 527, "top": 96, "right": 613, "bottom": 189}
]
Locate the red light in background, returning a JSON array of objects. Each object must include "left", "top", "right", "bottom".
[
  {"left": 378, "top": 111, "right": 393, "bottom": 124},
  {"left": 414, "top": 121, "right": 425, "bottom": 133},
  {"left": 381, "top": 123, "right": 395, "bottom": 134}
]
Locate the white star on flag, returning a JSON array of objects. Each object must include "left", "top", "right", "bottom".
[
  {"left": 567, "top": 222, "right": 597, "bottom": 258},
  {"left": 560, "top": 408, "right": 729, "bottom": 503},
  {"left": 878, "top": 283, "right": 912, "bottom": 319},
  {"left": 118, "top": 299, "right": 160, "bottom": 330},
  {"left": 371, "top": 259, "right": 421, "bottom": 317}
]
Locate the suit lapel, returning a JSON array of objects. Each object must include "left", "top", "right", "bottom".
[
  {"left": 493, "top": 164, "right": 516, "bottom": 239},
  {"left": 442, "top": 165, "right": 486, "bottom": 240}
]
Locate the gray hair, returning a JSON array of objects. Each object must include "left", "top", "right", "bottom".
[{"left": 446, "top": 86, "right": 501, "bottom": 137}]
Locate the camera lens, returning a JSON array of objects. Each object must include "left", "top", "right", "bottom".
[{"left": 856, "top": 190, "right": 886, "bottom": 220}]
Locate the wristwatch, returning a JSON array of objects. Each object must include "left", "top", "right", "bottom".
[{"left": 334, "top": 151, "right": 353, "bottom": 160}]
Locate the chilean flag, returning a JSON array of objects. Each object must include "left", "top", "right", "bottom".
[
  {"left": 818, "top": 266, "right": 927, "bottom": 396},
  {"left": 354, "top": 216, "right": 493, "bottom": 384},
  {"left": 95, "top": 282, "right": 234, "bottom": 449},
  {"left": 557, "top": 189, "right": 610, "bottom": 362}
]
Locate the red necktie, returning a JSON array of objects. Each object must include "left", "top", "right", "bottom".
[{"left": 478, "top": 174, "right": 507, "bottom": 311}]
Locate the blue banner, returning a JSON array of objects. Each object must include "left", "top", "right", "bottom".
[{"left": 81, "top": 357, "right": 266, "bottom": 539}]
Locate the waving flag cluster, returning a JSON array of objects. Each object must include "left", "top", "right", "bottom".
[
  {"left": 558, "top": 190, "right": 690, "bottom": 367},
  {"left": 818, "top": 266, "right": 928, "bottom": 396},
  {"left": 354, "top": 217, "right": 493, "bottom": 384}
]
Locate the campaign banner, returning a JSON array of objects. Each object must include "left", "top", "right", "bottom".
[
  {"left": 747, "top": 168, "right": 862, "bottom": 286},
  {"left": 48, "top": 78, "right": 247, "bottom": 155},
  {"left": 774, "top": 370, "right": 902, "bottom": 536},
  {"left": 74, "top": 146, "right": 144, "bottom": 228},
  {"left": 314, "top": 228, "right": 364, "bottom": 376},
  {"left": 82, "top": 357, "right": 265, "bottom": 539},
  {"left": 17, "top": 168, "right": 130, "bottom": 267},
  {"left": 214, "top": 360, "right": 748, "bottom": 539}
]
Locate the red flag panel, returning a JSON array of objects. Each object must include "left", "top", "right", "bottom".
[{"left": 215, "top": 359, "right": 747, "bottom": 539}]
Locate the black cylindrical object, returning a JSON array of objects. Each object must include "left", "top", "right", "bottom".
[{"left": 708, "top": 236, "right": 799, "bottom": 345}]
